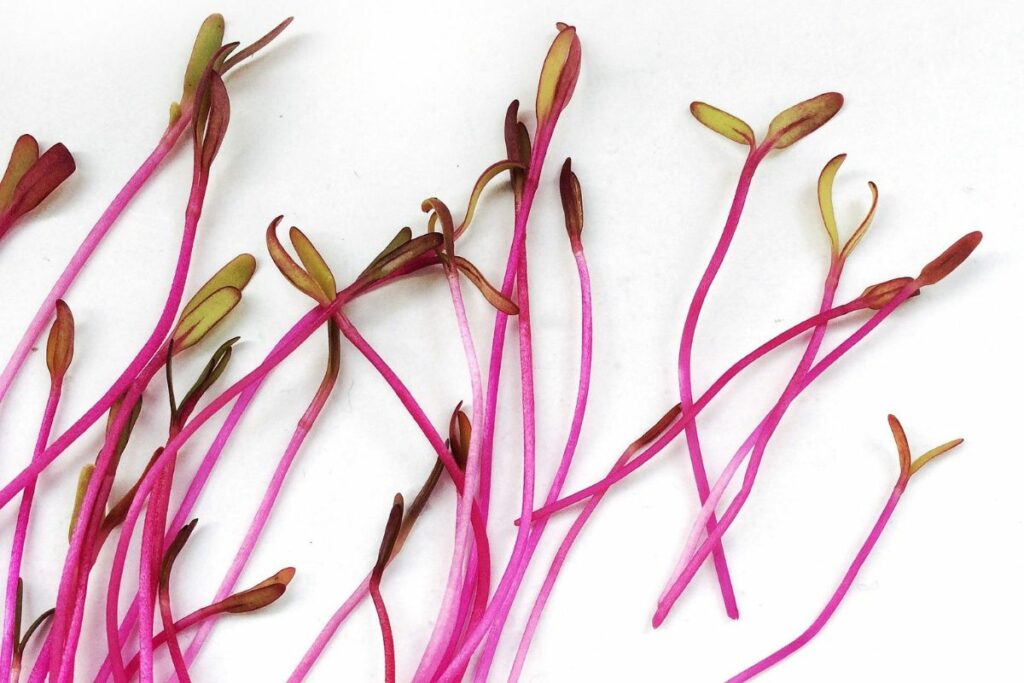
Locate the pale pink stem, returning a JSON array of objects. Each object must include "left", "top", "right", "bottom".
[
  {"left": 412, "top": 266, "right": 487, "bottom": 682},
  {"left": 474, "top": 243, "right": 592, "bottom": 681},
  {"left": 509, "top": 441, "right": 632, "bottom": 683},
  {"left": 675, "top": 146, "right": 771, "bottom": 618},
  {"left": 659, "top": 263, "right": 842, "bottom": 605},
  {"left": 0, "top": 380, "right": 62, "bottom": 680},
  {"left": 103, "top": 302, "right": 339, "bottom": 681},
  {"left": 176, "top": 326, "right": 339, "bottom": 673},
  {"left": 653, "top": 285, "right": 916, "bottom": 623},
  {"left": 727, "top": 484, "right": 904, "bottom": 682},
  {"left": 285, "top": 576, "right": 370, "bottom": 683},
  {"left": 0, "top": 116, "right": 189, "bottom": 413}
]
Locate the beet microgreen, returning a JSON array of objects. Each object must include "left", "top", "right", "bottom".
[
  {"left": 656, "top": 153, "right": 879, "bottom": 616},
  {"left": 0, "top": 135, "right": 75, "bottom": 241},
  {"left": 0, "top": 14, "right": 288, "bottom": 419},
  {"left": 0, "top": 16, "right": 985, "bottom": 682},
  {"left": 0, "top": 301, "right": 72, "bottom": 681},
  {"left": 676, "top": 92, "right": 844, "bottom": 619},
  {"left": 728, "top": 416, "right": 963, "bottom": 681}
]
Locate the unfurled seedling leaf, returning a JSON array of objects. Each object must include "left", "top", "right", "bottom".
[
  {"left": 0, "top": 134, "right": 40, "bottom": 210},
  {"left": 454, "top": 160, "right": 524, "bottom": 239},
  {"left": 180, "top": 254, "right": 256, "bottom": 319},
  {"left": 690, "top": 102, "right": 756, "bottom": 147},
  {"left": 290, "top": 227, "right": 337, "bottom": 302},
  {"left": 559, "top": 158, "right": 584, "bottom": 241},
  {"left": 909, "top": 438, "right": 964, "bottom": 476},
  {"left": 889, "top": 414, "right": 964, "bottom": 481},
  {"left": 0, "top": 142, "right": 75, "bottom": 227},
  {"left": 68, "top": 464, "right": 95, "bottom": 542},
  {"left": 267, "top": 216, "right": 331, "bottom": 304},
  {"left": 888, "top": 414, "right": 913, "bottom": 477},
  {"left": 860, "top": 277, "right": 918, "bottom": 310},
  {"left": 180, "top": 14, "right": 226, "bottom": 108},
  {"left": 221, "top": 17, "right": 295, "bottom": 72},
  {"left": 15, "top": 602, "right": 53, "bottom": 658},
  {"left": 422, "top": 197, "right": 456, "bottom": 264},
  {"left": 220, "top": 567, "right": 295, "bottom": 613},
  {"left": 172, "top": 287, "right": 242, "bottom": 353},
  {"left": 765, "top": 92, "right": 844, "bottom": 149},
  {"left": 917, "top": 231, "right": 983, "bottom": 286},
  {"left": 453, "top": 257, "right": 519, "bottom": 314},
  {"left": 46, "top": 300, "right": 74, "bottom": 382},
  {"left": 536, "top": 23, "right": 582, "bottom": 129},
  {"left": 816, "top": 154, "right": 879, "bottom": 259}
]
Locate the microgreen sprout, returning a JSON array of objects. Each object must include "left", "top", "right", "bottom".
[
  {"left": 0, "top": 135, "right": 75, "bottom": 241},
  {"left": 728, "top": 416, "right": 963, "bottom": 681},
  {"left": 0, "top": 16, "right": 986, "bottom": 683}
]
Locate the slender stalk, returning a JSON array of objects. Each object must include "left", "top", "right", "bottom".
[
  {"left": 727, "top": 484, "right": 904, "bottom": 682},
  {"left": 412, "top": 262, "right": 488, "bottom": 681},
  {"left": 654, "top": 285, "right": 916, "bottom": 621},
  {"left": 509, "top": 405, "right": 682, "bottom": 682},
  {"left": 658, "top": 260, "right": 842, "bottom": 606},
  {"left": 674, "top": 145, "right": 770, "bottom": 618},
  {"left": 473, "top": 240, "right": 592, "bottom": 680},
  {"left": 0, "top": 116, "right": 190, "bottom": 414},
  {"left": 177, "top": 324, "right": 340, "bottom": 671},
  {"left": 527, "top": 298, "right": 867, "bottom": 523},
  {"left": 0, "top": 381, "right": 62, "bottom": 679}
]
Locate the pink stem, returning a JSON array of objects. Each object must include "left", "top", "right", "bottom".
[
  {"left": 675, "top": 146, "right": 769, "bottom": 618},
  {"left": 528, "top": 298, "right": 866, "bottom": 523},
  {"left": 369, "top": 574, "right": 396, "bottom": 683},
  {"left": 285, "top": 575, "right": 370, "bottom": 682},
  {"left": 176, "top": 325, "right": 340, "bottom": 673},
  {"left": 658, "top": 261, "right": 842, "bottom": 605},
  {"left": 0, "top": 116, "right": 189, "bottom": 413},
  {"left": 473, "top": 241, "right": 592, "bottom": 680},
  {"left": 654, "top": 285, "right": 916, "bottom": 623},
  {"left": 727, "top": 483, "right": 904, "bottom": 682},
  {"left": 0, "top": 380, "right": 62, "bottom": 680},
  {"left": 412, "top": 266, "right": 487, "bottom": 682}
]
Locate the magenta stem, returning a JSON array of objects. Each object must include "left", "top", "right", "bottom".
[
  {"left": 675, "top": 146, "right": 769, "bottom": 618},
  {"left": 176, "top": 325, "right": 340, "bottom": 673},
  {"left": 369, "top": 573, "right": 396, "bottom": 683},
  {"left": 658, "top": 260, "right": 842, "bottom": 606},
  {"left": 654, "top": 285, "right": 916, "bottom": 621},
  {"left": 0, "top": 116, "right": 189, "bottom": 414},
  {"left": 529, "top": 298, "right": 866, "bottom": 523},
  {"left": 0, "top": 379, "right": 62, "bottom": 680},
  {"left": 412, "top": 264, "right": 488, "bottom": 682},
  {"left": 473, "top": 241, "right": 593, "bottom": 680},
  {"left": 727, "top": 483, "right": 905, "bottom": 682}
]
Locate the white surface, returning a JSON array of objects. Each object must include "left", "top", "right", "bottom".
[{"left": 0, "top": 1, "right": 1019, "bottom": 681}]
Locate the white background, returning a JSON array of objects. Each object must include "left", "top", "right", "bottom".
[{"left": 0, "top": 1, "right": 1020, "bottom": 681}]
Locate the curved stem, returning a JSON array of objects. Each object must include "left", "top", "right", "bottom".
[
  {"left": 0, "top": 116, "right": 189, "bottom": 415},
  {"left": 0, "top": 380, "right": 62, "bottom": 680},
  {"left": 727, "top": 484, "right": 904, "bottom": 682},
  {"left": 675, "top": 148, "right": 767, "bottom": 618},
  {"left": 654, "top": 285, "right": 915, "bottom": 621}
]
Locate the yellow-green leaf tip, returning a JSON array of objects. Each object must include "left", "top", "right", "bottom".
[{"left": 690, "top": 102, "right": 755, "bottom": 147}]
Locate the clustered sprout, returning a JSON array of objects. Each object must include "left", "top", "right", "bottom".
[{"left": 0, "top": 13, "right": 980, "bottom": 682}]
